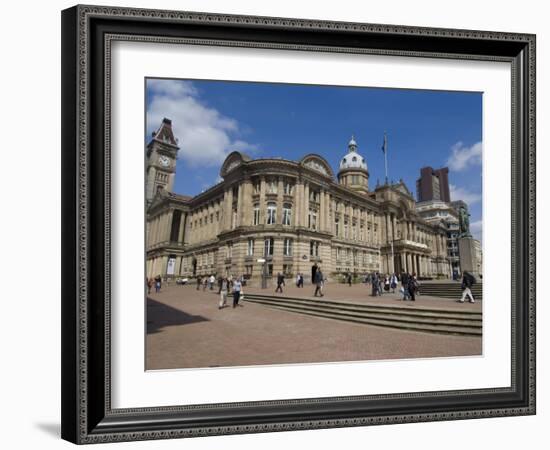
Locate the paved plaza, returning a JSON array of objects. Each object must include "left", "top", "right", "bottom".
[{"left": 146, "top": 281, "right": 482, "bottom": 370}]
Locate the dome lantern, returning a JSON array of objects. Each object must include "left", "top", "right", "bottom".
[{"left": 338, "top": 135, "right": 369, "bottom": 193}]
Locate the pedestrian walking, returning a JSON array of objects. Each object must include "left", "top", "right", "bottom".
[
  {"left": 196, "top": 276, "right": 202, "bottom": 291},
  {"left": 384, "top": 276, "right": 390, "bottom": 292},
  {"left": 218, "top": 277, "right": 229, "bottom": 309},
  {"left": 408, "top": 273, "right": 418, "bottom": 301},
  {"left": 347, "top": 272, "right": 352, "bottom": 286},
  {"left": 459, "top": 271, "right": 476, "bottom": 303},
  {"left": 298, "top": 273, "right": 304, "bottom": 288},
  {"left": 371, "top": 272, "right": 379, "bottom": 296},
  {"left": 401, "top": 272, "right": 410, "bottom": 300},
  {"left": 154, "top": 275, "right": 162, "bottom": 293},
  {"left": 313, "top": 268, "right": 324, "bottom": 297},
  {"left": 217, "top": 276, "right": 223, "bottom": 294},
  {"left": 377, "top": 273, "right": 383, "bottom": 296},
  {"left": 232, "top": 278, "right": 243, "bottom": 308},
  {"left": 209, "top": 274, "right": 215, "bottom": 290},
  {"left": 319, "top": 270, "right": 326, "bottom": 296},
  {"left": 147, "top": 277, "right": 153, "bottom": 294},
  {"left": 390, "top": 273, "right": 398, "bottom": 293},
  {"left": 275, "top": 272, "right": 285, "bottom": 293}
]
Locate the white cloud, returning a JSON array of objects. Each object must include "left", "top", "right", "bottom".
[
  {"left": 449, "top": 184, "right": 482, "bottom": 205},
  {"left": 470, "top": 219, "right": 483, "bottom": 241},
  {"left": 447, "top": 141, "right": 482, "bottom": 171},
  {"left": 146, "top": 79, "right": 257, "bottom": 167}
]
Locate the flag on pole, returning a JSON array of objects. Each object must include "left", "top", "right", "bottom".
[{"left": 381, "top": 132, "right": 388, "bottom": 154}]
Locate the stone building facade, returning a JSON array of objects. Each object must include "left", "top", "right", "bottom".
[{"left": 145, "top": 119, "right": 452, "bottom": 283}]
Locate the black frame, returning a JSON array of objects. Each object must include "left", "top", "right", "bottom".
[{"left": 61, "top": 5, "right": 536, "bottom": 444}]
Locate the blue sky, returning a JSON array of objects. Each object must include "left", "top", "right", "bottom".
[{"left": 146, "top": 78, "right": 482, "bottom": 240}]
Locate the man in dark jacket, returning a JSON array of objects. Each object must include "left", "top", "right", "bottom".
[
  {"left": 275, "top": 272, "right": 285, "bottom": 293},
  {"left": 401, "top": 272, "right": 410, "bottom": 300},
  {"left": 314, "top": 269, "right": 324, "bottom": 297},
  {"left": 408, "top": 274, "right": 418, "bottom": 301},
  {"left": 459, "top": 271, "right": 476, "bottom": 303}
]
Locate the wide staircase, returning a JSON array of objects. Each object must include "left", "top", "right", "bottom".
[
  {"left": 418, "top": 282, "right": 483, "bottom": 301},
  {"left": 243, "top": 294, "right": 481, "bottom": 337}
]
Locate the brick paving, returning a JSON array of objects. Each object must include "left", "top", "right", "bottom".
[{"left": 146, "top": 282, "right": 482, "bottom": 370}]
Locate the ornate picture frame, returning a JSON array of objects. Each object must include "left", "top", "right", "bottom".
[{"left": 61, "top": 5, "right": 536, "bottom": 444}]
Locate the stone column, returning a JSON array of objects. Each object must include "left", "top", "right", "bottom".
[
  {"left": 259, "top": 177, "right": 266, "bottom": 225},
  {"left": 178, "top": 212, "right": 186, "bottom": 244},
  {"left": 161, "top": 212, "right": 170, "bottom": 243},
  {"left": 276, "top": 177, "right": 284, "bottom": 225},
  {"left": 149, "top": 217, "right": 157, "bottom": 246},
  {"left": 303, "top": 182, "right": 310, "bottom": 227},
  {"left": 319, "top": 190, "right": 326, "bottom": 231},
  {"left": 208, "top": 203, "right": 214, "bottom": 239},
  {"left": 294, "top": 180, "right": 302, "bottom": 227},
  {"left": 325, "top": 192, "right": 331, "bottom": 233},
  {"left": 151, "top": 216, "right": 160, "bottom": 245}
]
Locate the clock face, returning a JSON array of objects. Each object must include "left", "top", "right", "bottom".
[{"left": 158, "top": 156, "right": 170, "bottom": 167}]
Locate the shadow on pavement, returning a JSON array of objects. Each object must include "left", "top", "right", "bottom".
[{"left": 147, "top": 297, "right": 209, "bottom": 334}]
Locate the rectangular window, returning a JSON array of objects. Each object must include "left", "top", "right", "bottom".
[
  {"left": 264, "top": 237, "right": 274, "bottom": 257},
  {"left": 344, "top": 220, "right": 349, "bottom": 239},
  {"left": 310, "top": 241, "right": 320, "bottom": 257},
  {"left": 283, "top": 264, "right": 293, "bottom": 276},
  {"left": 283, "top": 238, "right": 292, "bottom": 256},
  {"left": 266, "top": 203, "right": 277, "bottom": 225},
  {"left": 227, "top": 243, "right": 233, "bottom": 258},
  {"left": 282, "top": 204, "right": 292, "bottom": 226},
  {"left": 335, "top": 218, "right": 340, "bottom": 236},
  {"left": 232, "top": 208, "right": 237, "bottom": 229},
  {"left": 308, "top": 209, "right": 317, "bottom": 230},
  {"left": 247, "top": 238, "right": 254, "bottom": 256},
  {"left": 253, "top": 204, "right": 260, "bottom": 225}
]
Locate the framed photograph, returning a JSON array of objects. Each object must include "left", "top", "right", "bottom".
[{"left": 61, "top": 4, "right": 536, "bottom": 444}]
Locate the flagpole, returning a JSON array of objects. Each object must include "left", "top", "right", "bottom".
[
  {"left": 383, "top": 131, "right": 394, "bottom": 273},
  {"left": 383, "top": 131, "right": 388, "bottom": 185}
]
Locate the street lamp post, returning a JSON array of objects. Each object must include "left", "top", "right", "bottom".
[{"left": 258, "top": 258, "right": 267, "bottom": 289}]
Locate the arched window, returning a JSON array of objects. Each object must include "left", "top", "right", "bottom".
[{"left": 266, "top": 202, "right": 277, "bottom": 225}]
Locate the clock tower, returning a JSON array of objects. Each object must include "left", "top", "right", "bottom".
[{"left": 146, "top": 117, "right": 179, "bottom": 206}]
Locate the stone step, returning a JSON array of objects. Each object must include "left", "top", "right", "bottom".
[
  {"left": 247, "top": 294, "right": 481, "bottom": 321},
  {"left": 247, "top": 298, "right": 482, "bottom": 328},
  {"left": 244, "top": 295, "right": 482, "bottom": 337},
  {"left": 415, "top": 284, "right": 483, "bottom": 300}
]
